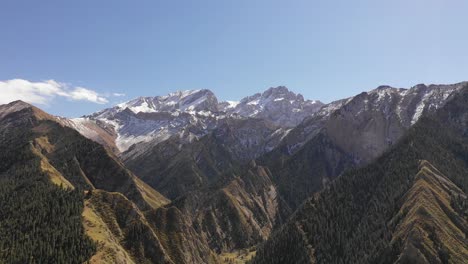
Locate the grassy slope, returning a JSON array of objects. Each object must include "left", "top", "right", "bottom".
[
  {"left": 390, "top": 161, "right": 467, "bottom": 264},
  {"left": 82, "top": 190, "right": 173, "bottom": 264}
]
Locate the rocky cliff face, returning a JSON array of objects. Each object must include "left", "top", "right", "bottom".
[
  {"left": 80, "top": 89, "right": 222, "bottom": 152},
  {"left": 275, "top": 82, "right": 465, "bottom": 159},
  {"left": 259, "top": 82, "right": 466, "bottom": 209},
  {"left": 121, "top": 119, "right": 287, "bottom": 199},
  {"left": 219, "top": 86, "right": 324, "bottom": 127},
  {"left": 67, "top": 87, "right": 321, "bottom": 153},
  {"left": 171, "top": 161, "right": 291, "bottom": 253}
]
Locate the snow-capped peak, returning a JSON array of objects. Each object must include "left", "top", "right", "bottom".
[
  {"left": 221, "top": 86, "right": 324, "bottom": 127},
  {"left": 218, "top": 100, "right": 240, "bottom": 111},
  {"left": 74, "top": 86, "right": 324, "bottom": 152},
  {"left": 101, "top": 89, "right": 219, "bottom": 117}
]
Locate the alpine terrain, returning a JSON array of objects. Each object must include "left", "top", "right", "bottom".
[{"left": 1, "top": 82, "right": 467, "bottom": 264}]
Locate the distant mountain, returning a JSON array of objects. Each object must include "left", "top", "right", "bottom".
[
  {"left": 68, "top": 86, "right": 322, "bottom": 153},
  {"left": 251, "top": 86, "right": 468, "bottom": 264},
  {"left": 219, "top": 86, "right": 323, "bottom": 127},
  {"left": 276, "top": 82, "right": 466, "bottom": 158},
  {"left": 76, "top": 89, "right": 221, "bottom": 152},
  {"left": 259, "top": 82, "right": 465, "bottom": 209}
]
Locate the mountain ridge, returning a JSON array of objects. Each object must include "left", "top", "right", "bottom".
[
  {"left": 251, "top": 85, "right": 468, "bottom": 264},
  {"left": 0, "top": 100, "right": 219, "bottom": 264},
  {"left": 68, "top": 86, "right": 322, "bottom": 153}
]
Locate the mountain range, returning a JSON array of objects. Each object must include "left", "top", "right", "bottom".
[{"left": 0, "top": 82, "right": 467, "bottom": 264}]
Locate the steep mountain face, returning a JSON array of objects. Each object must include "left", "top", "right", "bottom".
[
  {"left": 262, "top": 131, "right": 357, "bottom": 209},
  {"left": 274, "top": 82, "right": 465, "bottom": 159},
  {"left": 69, "top": 86, "right": 321, "bottom": 153},
  {"left": 82, "top": 190, "right": 173, "bottom": 264},
  {"left": 251, "top": 87, "right": 468, "bottom": 264},
  {"left": 122, "top": 117, "right": 288, "bottom": 200},
  {"left": 60, "top": 117, "right": 119, "bottom": 153},
  {"left": 83, "top": 190, "right": 219, "bottom": 264},
  {"left": 323, "top": 83, "right": 464, "bottom": 163},
  {"left": 388, "top": 161, "right": 467, "bottom": 264},
  {"left": 0, "top": 101, "right": 219, "bottom": 264},
  {"left": 122, "top": 117, "right": 287, "bottom": 164},
  {"left": 113, "top": 89, "right": 220, "bottom": 114},
  {"left": 219, "top": 86, "right": 324, "bottom": 127},
  {"left": 121, "top": 119, "right": 293, "bottom": 254},
  {"left": 78, "top": 89, "right": 222, "bottom": 152},
  {"left": 122, "top": 131, "right": 240, "bottom": 200},
  {"left": 259, "top": 82, "right": 465, "bottom": 209},
  {"left": 171, "top": 161, "right": 291, "bottom": 253}
]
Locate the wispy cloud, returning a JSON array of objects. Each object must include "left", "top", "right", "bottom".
[{"left": 0, "top": 79, "right": 109, "bottom": 105}]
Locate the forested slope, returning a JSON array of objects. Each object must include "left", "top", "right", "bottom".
[{"left": 251, "top": 87, "right": 468, "bottom": 264}]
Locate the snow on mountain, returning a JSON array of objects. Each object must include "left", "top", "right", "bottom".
[
  {"left": 220, "top": 86, "right": 324, "bottom": 127},
  {"left": 280, "top": 82, "right": 466, "bottom": 157},
  {"left": 67, "top": 82, "right": 463, "bottom": 156},
  {"left": 69, "top": 87, "right": 321, "bottom": 153},
  {"left": 218, "top": 100, "right": 240, "bottom": 111},
  {"left": 73, "top": 89, "right": 220, "bottom": 151},
  {"left": 97, "top": 89, "right": 219, "bottom": 118}
]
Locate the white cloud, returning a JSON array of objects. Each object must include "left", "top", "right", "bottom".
[
  {"left": 112, "top": 93, "right": 126, "bottom": 97},
  {"left": 0, "top": 79, "right": 109, "bottom": 105},
  {"left": 68, "top": 87, "right": 108, "bottom": 104}
]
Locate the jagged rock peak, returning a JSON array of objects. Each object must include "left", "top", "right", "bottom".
[
  {"left": 220, "top": 86, "right": 324, "bottom": 127},
  {"left": 115, "top": 89, "right": 219, "bottom": 114},
  {"left": 261, "top": 86, "right": 306, "bottom": 102},
  {"left": 69, "top": 86, "right": 324, "bottom": 152}
]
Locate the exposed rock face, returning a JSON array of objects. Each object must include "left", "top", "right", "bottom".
[
  {"left": 172, "top": 162, "right": 291, "bottom": 253},
  {"left": 220, "top": 86, "right": 324, "bottom": 127},
  {"left": 121, "top": 118, "right": 289, "bottom": 200},
  {"left": 122, "top": 117, "right": 287, "bottom": 164},
  {"left": 113, "top": 89, "right": 220, "bottom": 114},
  {"left": 68, "top": 87, "right": 321, "bottom": 153},
  {"left": 259, "top": 82, "right": 466, "bottom": 209},
  {"left": 276, "top": 82, "right": 466, "bottom": 159},
  {"left": 324, "top": 83, "right": 465, "bottom": 163}
]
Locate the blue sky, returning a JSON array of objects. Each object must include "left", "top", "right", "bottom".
[{"left": 1, "top": 0, "right": 468, "bottom": 117}]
